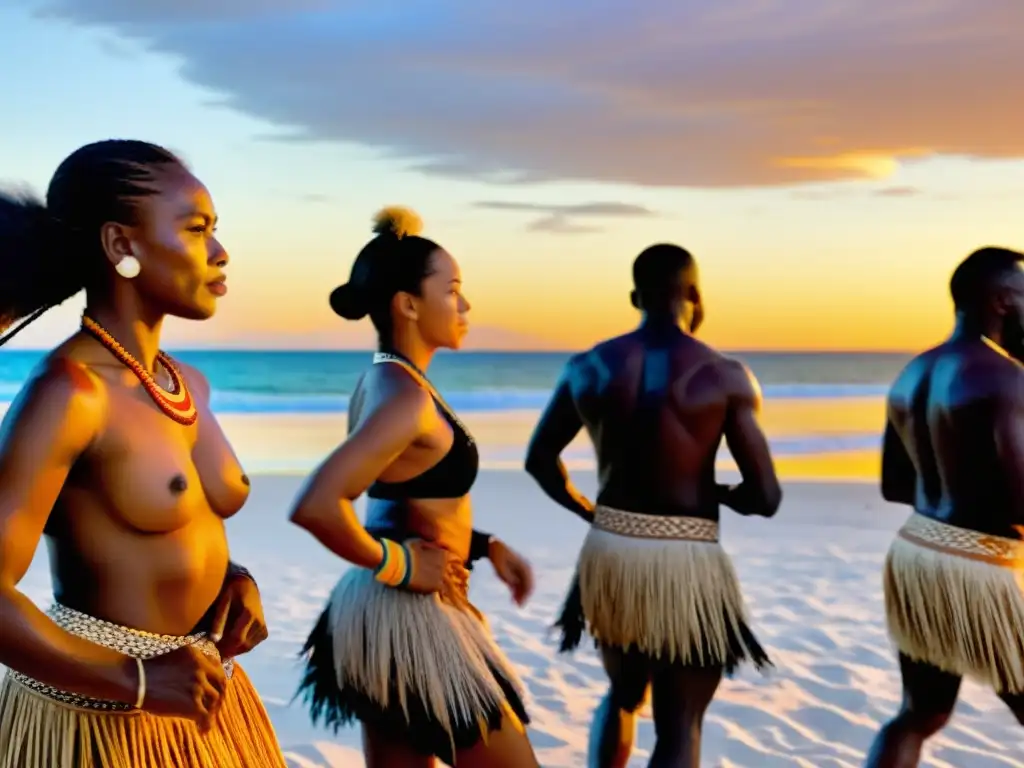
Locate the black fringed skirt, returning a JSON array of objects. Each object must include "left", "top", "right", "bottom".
[{"left": 297, "top": 564, "right": 529, "bottom": 763}]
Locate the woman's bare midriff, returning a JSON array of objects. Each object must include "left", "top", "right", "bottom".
[
  {"left": 393, "top": 497, "right": 474, "bottom": 562},
  {"left": 47, "top": 496, "right": 229, "bottom": 637}
]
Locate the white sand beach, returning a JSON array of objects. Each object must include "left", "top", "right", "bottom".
[{"left": 13, "top": 469, "right": 1024, "bottom": 767}]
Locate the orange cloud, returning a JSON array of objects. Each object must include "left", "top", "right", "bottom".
[{"left": 775, "top": 150, "right": 928, "bottom": 180}]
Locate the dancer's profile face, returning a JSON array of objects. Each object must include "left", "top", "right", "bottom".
[
  {"left": 111, "top": 167, "right": 230, "bottom": 321},
  {"left": 409, "top": 249, "right": 471, "bottom": 350}
]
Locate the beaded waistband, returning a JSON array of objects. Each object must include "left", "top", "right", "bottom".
[
  {"left": 898, "top": 514, "right": 1024, "bottom": 568},
  {"left": 592, "top": 506, "right": 719, "bottom": 542},
  {"left": 8, "top": 604, "right": 233, "bottom": 711}
]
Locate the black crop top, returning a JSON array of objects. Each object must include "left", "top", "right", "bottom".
[{"left": 366, "top": 354, "right": 479, "bottom": 501}]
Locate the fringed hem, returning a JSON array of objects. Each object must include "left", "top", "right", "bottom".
[
  {"left": 555, "top": 521, "right": 771, "bottom": 673},
  {"left": 884, "top": 519, "right": 1024, "bottom": 693},
  {"left": 0, "top": 665, "right": 286, "bottom": 768},
  {"left": 296, "top": 567, "right": 529, "bottom": 762}
]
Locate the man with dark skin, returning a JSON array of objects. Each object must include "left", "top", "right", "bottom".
[
  {"left": 865, "top": 246, "right": 1024, "bottom": 768},
  {"left": 524, "top": 244, "right": 781, "bottom": 768}
]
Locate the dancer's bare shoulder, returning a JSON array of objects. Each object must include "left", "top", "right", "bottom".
[
  {"left": 0, "top": 354, "right": 107, "bottom": 454},
  {"left": 887, "top": 346, "right": 944, "bottom": 404},
  {"left": 716, "top": 356, "right": 763, "bottom": 408},
  {"left": 972, "top": 347, "right": 1024, "bottom": 400},
  {"left": 361, "top": 363, "right": 437, "bottom": 429},
  {"left": 668, "top": 339, "right": 761, "bottom": 409},
  {"left": 308, "top": 365, "right": 437, "bottom": 502}
]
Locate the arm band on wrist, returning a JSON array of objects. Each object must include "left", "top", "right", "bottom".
[
  {"left": 373, "top": 539, "right": 411, "bottom": 587},
  {"left": 134, "top": 657, "right": 146, "bottom": 709},
  {"left": 468, "top": 530, "right": 493, "bottom": 564}
]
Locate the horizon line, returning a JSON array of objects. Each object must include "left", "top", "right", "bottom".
[{"left": 0, "top": 346, "right": 918, "bottom": 355}]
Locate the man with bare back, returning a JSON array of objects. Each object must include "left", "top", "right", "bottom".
[
  {"left": 865, "top": 246, "right": 1024, "bottom": 768},
  {"left": 524, "top": 243, "right": 781, "bottom": 768}
]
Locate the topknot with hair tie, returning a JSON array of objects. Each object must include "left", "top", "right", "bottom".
[{"left": 372, "top": 206, "right": 422, "bottom": 239}]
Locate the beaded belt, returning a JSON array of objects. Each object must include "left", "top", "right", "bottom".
[
  {"left": 8, "top": 604, "right": 233, "bottom": 711},
  {"left": 592, "top": 506, "right": 719, "bottom": 542},
  {"left": 898, "top": 514, "right": 1024, "bottom": 568}
]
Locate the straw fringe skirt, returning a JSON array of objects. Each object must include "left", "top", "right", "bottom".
[
  {"left": 884, "top": 513, "right": 1024, "bottom": 693},
  {"left": 555, "top": 507, "right": 771, "bottom": 672},
  {"left": 297, "top": 563, "right": 529, "bottom": 763},
  {"left": 0, "top": 605, "right": 286, "bottom": 768}
]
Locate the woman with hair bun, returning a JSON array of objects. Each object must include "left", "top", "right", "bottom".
[
  {"left": 291, "top": 207, "right": 540, "bottom": 767},
  {"left": 0, "top": 140, "right": 286, "bottom": 767}
]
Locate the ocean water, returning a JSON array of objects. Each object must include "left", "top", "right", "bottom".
[
  {"left": 0, "top": 350, "right": 908, "bottom": 476},
  {"left": 0, "top": 350, "right": 905, "bottom": 411}
]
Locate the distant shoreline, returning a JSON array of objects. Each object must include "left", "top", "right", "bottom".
[{"left": 0, "top": 347, "right": 918, "bottom": 355}]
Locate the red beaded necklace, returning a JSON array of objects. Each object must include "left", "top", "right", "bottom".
[{"left": 81, "top": 315, "right": 198, "bottom": 426}]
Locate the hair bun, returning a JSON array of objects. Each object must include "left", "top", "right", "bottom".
[
  {"left": 372, "top": 206, "right": 423, "bottom": 239},
  {"left": 329, "top": 283, "right": 369, "bottom": 321}
]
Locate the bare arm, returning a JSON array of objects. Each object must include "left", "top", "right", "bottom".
[
  {"left": 718, "top": 360, "right": 782, "bottom": 517},
  {"left": 0, "top": 361, "right": 137, "bottom": 703},
  {"left": 993, "top": 372, "right": 1024, "bottom": 529},
  {"left": 524, "top": 363, "right": 593, "bottom": 522},
  {"left": 880, "top": 412, "right": 916, "bottom": 506},
  {"left": 289, "top": 385, "right": 433, "bottom": 568}
]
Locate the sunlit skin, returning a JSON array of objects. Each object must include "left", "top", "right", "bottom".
[
  {"left": 865, "top": 258, "right": 1024, "bottom": 767},
  {"left": 357, "top": 250, "right": 476, "bottom": 562},
  {"left": 292, "top": 248, "right": 541, "bottom": 767},
  {"left": 0, "top": 166, "right": 264, "bottom": 726},
  {"left": 525, "top": 255, "right": 781, "bottom": 768},
  {"left": 123, "top": 173, "right": 228, "bottom": 321},
  {"left": 48, "top": 169, "right": 243, "bottom": 633}
]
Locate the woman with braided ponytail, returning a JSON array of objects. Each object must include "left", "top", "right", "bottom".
[
  {"left": 0, "top": 140, "right": 286, "bottom": 767},
  {"left": 291, "top": 207, "right": 540, "bottom": 767}
]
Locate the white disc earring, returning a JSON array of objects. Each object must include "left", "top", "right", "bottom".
[{"left": 115, "top": 256, "right": 141, "bottom": 279}]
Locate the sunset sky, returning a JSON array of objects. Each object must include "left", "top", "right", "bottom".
[{"left": 0, "top": 1, "right": 1021, "bottom": 352}]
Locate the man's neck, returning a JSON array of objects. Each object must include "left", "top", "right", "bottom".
[
  {"left": 639, "top": 314, "right": 685, "bottom": 340},
  {"left": 640, "top": 313, "right": 681, "bottom": 331},
  {"left": 950, "top": 313, "right": 1001, "bottom": 347}
]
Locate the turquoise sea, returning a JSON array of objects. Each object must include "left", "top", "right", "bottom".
[
  {"left": 0, "top": 350, "right": 906, "bottom": 413},
  {"left": 0, "top": 350, "right": 906, "bottom": 474}
]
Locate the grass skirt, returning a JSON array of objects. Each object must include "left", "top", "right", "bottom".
[
  {"left": 555, "top": 506, "right": 771, "bottom": 673},
  {"left": 297, "top": 563, "right": 528, "bottom": 763},
  {"left": 884, "top": 513, "right": 1024, "bottom": 693},
  {"left": 0, "top": 604, "right": 286, "bottom": 768}
]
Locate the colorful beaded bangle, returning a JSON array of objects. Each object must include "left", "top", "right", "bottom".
[{"left": 373, "top": 539, "right": 411, "bottom": 587}]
